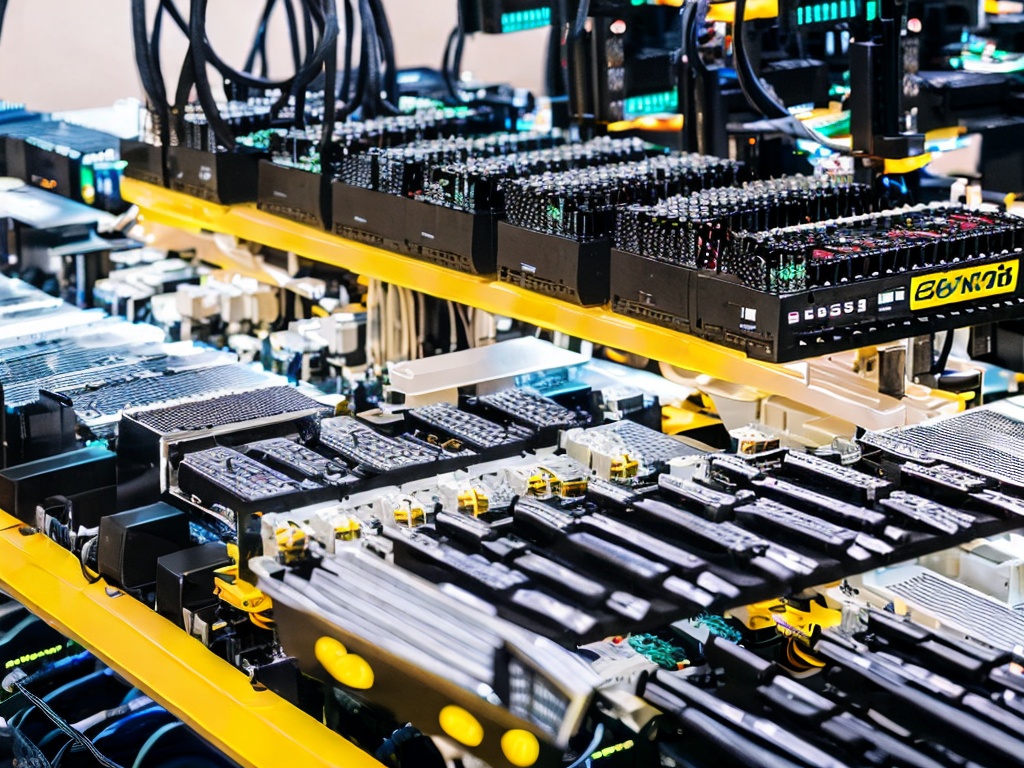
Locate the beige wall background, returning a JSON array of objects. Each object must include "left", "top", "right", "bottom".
[{"left": 0, "top": 1, "right": 547, "bottom": 111}]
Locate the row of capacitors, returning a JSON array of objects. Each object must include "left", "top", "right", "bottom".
[
  {"left": 614, "top": 175, "right": 874, "bottom": 270},
  {"left": 729, "top": 203, "right": 1024, "bottom": 294},
  {"left": 418, "top": 136, "right": 650, "bottom": 214},
  {"left": 504, "top": 154, "right": 744, "bottom": 242},
  {"left": 271, "top": 108, "right": 478, "bottom": 176}
]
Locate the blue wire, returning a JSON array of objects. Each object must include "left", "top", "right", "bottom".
[{"left": 566, "top": 723, "right": 604, "bottom": 768}]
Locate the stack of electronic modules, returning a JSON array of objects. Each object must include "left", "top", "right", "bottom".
[
  {"left": 124, "top": 87, "right": 1024, "bottom": 362},
  {"left": 643, "top": 605, "right": 1024, "bottom": 768},
  {"left": 2, "top": 263, "right": 1024, "bottom": 766},
  {"left": 247, "top": 404, "right": 1024, "bottom": 767}
]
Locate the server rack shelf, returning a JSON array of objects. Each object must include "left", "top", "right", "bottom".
[{"left": 121, "top": 178, "right": 955, "bottom": 432}]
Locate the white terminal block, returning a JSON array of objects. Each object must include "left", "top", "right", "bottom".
[
  {"left": 288, "top": 314, "right": 363, "bottom": 357},
  {"left": 259, "top": 512, "right": 316, "bottom": 560},
  {"left": 563, "top": 427, "right": 640, "bottom": 480},
  {"left": 388, "top": 337, "right": 589, "bottom": 406},
  {"left": 309, "top": 505, "right": 363, "bottom": 554},
  {"left": 175, "top": 284, "right": 220, "bottom": 320}
]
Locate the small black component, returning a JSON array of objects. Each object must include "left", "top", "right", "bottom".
[
  {"left": 878, "top": 491, "right": 976, "bottom": 535},
  {"left": 0, "top": 447, "right": 116, "bottom": 524},
  {"left": 155, "top": 542, "right": 232, "bottom": 629},
  {"left": 658, "top": 475, "right": 739, "bottom": 522},
  {"left": 97, "top": 502, "right": 191, "bottom": 591},
  {"left": 782, "top": 451, "right": 892, "bottom": 503}
]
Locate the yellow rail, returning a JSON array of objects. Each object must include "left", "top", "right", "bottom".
[{"left": 0, "top": 508, "right": 383, "bottom": 768}]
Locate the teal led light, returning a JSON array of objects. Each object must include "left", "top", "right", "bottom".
[
  {"left": 623, "top": 89, "right": 679, "bottom": 118},
  {"left": 866, "top": 0, "right": 877, "bottom": 20},
  {"left": 500, "top": 7, "right": 551, "bottom": 33}
]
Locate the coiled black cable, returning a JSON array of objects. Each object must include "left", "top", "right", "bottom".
[{"left": 132, "top": 0, "right": 343, "bottom": 151}]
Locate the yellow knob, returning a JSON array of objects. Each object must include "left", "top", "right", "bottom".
[
  {"left": 438, "top": 705, "right": 484, "bottom": 747},
  {"left": 314, "top": 637, "right": 375, "bottom": 690},
  {"left": 315, "top": 636, "right": 347, "bottom": 660},
  {"left": 501, "top": 729, "right": 540, "bottom": 767}
]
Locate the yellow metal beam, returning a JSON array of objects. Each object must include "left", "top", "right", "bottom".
[
  {"left": 122, "top": 178, "right": 921, "bottom": 430},
  {"left": 0, "top": 508, "right": 382, "bottom": 768}
]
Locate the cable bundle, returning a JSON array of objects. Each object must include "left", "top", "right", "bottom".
[
  {"left": 131, "top": 0, "right": 404, "bottom": 160},
  {"left": 615, "top": 176, "right": 874, "bottom": 269},
  {"left": 504, "top": 154, "right": 744, "bottom": 242}
]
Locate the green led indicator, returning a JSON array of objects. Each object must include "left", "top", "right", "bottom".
[
  {"left": 840, "top": 0, "right": 848, "bottom": 17},
  {"left": 850, "top": 0, "right": 858, "bottom": 16},
  {"left": 866, "top": 0, "right": 877, "bottom": 19},
  {"left": 501, "top": 6, "right": 551, "bottom": 32},
  {"left": 813, "top": 4, "right": 821, "bottom": 22},
  {"left": 831, "top": 2, "right": 838, "bottom": 19},
  {"left": 797, "top": 6, "right": 804, "bottom": 23},
  {"left": 624, "top": 89, "right": 679, "bottom": 117}
]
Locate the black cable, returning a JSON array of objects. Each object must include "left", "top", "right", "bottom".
[
  {"left": 188, "top": 0, "right": 338, "bottom": 148},
  {"left": 293, "top": 0, "right": 340, "bottom": 127},
  {"left": 357, "top": 0, "right": 382, "bottom": 117},
  {"left": 368, "top": 0, "right": 400, "bottom": 112},
  {"left": 732, "top": 0, "right": 787, "bottom": 119},
  {"left": 80, "top": 537, "right": 102, "bottom": 585},
  {"left": 10, "top": 681, "right": 125, "bottom": 768},
  {"left": 243, "top": 0, "right": 277, "bottom": 76},
  {"left": 0, "top": 0, "right": 8, "bottom": 48},
  {"left": 684, "top": 0, "right": 709, "bottom": 76},
  {"left": 442, "top": 26, "right": 462, "bottom": 102},
  {"left": 730, "top": 0, "right": 851, "bottom": 153},
  {"left": 283, "top": 0, "right": 304, "bottom": 71},
  {"left": 544, "top": 10, "right": 564, "bottom": 98},
  {"left": 243, "top": 0, "right": 304, "bottom": 78},
  {"left": 339, "top": 0, "right": 355, "bottom": 102},
  {"left": 132, "top": 0, "right": 172, "bottom": 147},
  {"left": 931, "top": 329, "right": 955, "bottom": 376}
]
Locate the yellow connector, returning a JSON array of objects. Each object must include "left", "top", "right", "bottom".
[
  {"left": 558, "top": 477, "right": 589, "bottom": 498},
  {"left": 214, "top": 565, "right": 273, "bottom": 614},
  {"left": 275, "top": 523, "right": 308, "bottom": 564},
  {"left": 457, "top": 488, "right": 489, "bottom": 517},
  {"left": 729, "top": 596, "right": 841, "bottom": 635},
  {"left": 334, "top": 516, "right": 361, "bottom": 542},
  {"left": 609, "top": 455, "right": 639, "bottom": 479},
  {"left": 393, "top": 499, "right": 426, "bottom": 526}
]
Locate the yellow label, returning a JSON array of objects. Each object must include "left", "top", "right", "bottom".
[{"left": 909, "top": 259, "right": 1019, "bottom": 310}]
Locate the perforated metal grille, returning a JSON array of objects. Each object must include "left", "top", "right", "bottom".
[
  {"left": 75, "top": 365, "right": 277, "bottom": 421},
  {"left": 0, "top": 339, "right": 168, "bottom": 406},
  {"left": 128, "top": 385, "right": 323, "bottom": 434},
  {"left": 863, "top": 410, "right": 1024, "bottom": 487},
  {"left": 884, "top": 571, "right": 1024, "bottom": 652},
  {"left": 587, "top": 419, "right": 699, "bottom": 464}
]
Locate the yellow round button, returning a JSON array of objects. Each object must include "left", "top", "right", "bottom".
[
  {"left": 438, "top": 705, "right": 484, "bottom": 747},
  {"left": 332, "top": 653, "right": 375, "bottom": 689},
  {"left": 501, "top": 729, "right": 540, "bottom": 767},
  {"left": 315, "top": 636, "right": 347, "bottom": 662},
  {"left": 314, "top": 637, "right": 375, "bottom": 689}
]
